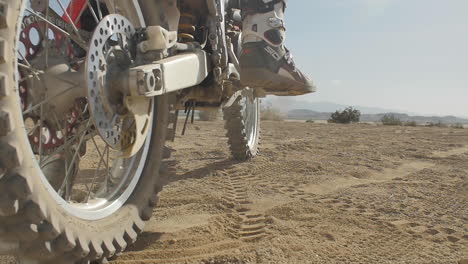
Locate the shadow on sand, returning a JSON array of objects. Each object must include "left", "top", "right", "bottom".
[
  {"left": 167, "top": 158, "right": 241, "bottom": 184},
  {"left": 124, "top": 232, "right": 164, "bottom": 252},
  {"left": 121, "top": 158, "right": 241, "bottom": 253}
]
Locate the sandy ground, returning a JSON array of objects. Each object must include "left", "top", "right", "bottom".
[
  {"left": 2, "top": 121, "right": 467, "bottom": 263},
  {"left": 112, "top": 121, "right": 467, "bottom": 264}
]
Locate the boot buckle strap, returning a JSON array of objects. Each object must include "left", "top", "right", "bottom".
[{"left": 268, "top": 17, "right": 285, "bottom": 29}]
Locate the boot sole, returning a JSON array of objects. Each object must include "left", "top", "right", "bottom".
[{"left": 241, "top": 68, "right": 317, "bottom": 96}]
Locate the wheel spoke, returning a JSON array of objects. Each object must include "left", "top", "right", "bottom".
[
  {"left": 90, "top": 137, "right": 111, "bottom": 172},
  {"left": 52, "top": 112, "right": 64, "bottom": 132},
  {"left": 38, "top": 103, "right": 44, "bottom": 163},
  {"left": 96, "top": 0, "right": 103, "bottom": 20},
  {"left": 86, "top": 145, "right": 108, "bottom": 202},
  {"left": 23, "top": 84, "right": 79, "bottom": 115},
  {"left": 44, "top": 0, "right": 51, "bottom": 69},
  {"left": 40, "top": 128, "right": 97, "bottom": 167},
  {"left": 18, "top": 52, "right": 43, "bottom": 80},
  {"left": 58, "top": 119, "right": 92, "bottom": 193},
  {"left": 69, "top": 0, "right": 75, "bottom": 23},
  {"left": 56, "top": 0, "right": 84, "bottom": 43},
  {"left": 18, "top": 62, "right": 43, "bottom": 73},
  {"left": 89, "top": 135, "right": 115, "bottom": 194},
  {"left": 27, "top": 122, "right": 40, "bottom": 135},
  {"left": 20, "top": 74, "right": 37, "bottom": 82},
  {"left": 25, "top": 8, "right": 71, "bottom": 37},
  {"left": 25, "top": 8, "right": 88, "bottom": 50},
  {"left": 106, "top": 142, "right": 110, "bottom": 188},
  {"left": 72, "top": 1, "right": 85, "bottom": 25},
  {"left": 18, "top": 63, "right": 43, "bottom": 80},
  {"left": 86, "top": 0, "right": 101, "bottom": 24}
]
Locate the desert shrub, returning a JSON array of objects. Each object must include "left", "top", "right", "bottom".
[
  {"left": 427, "top": 121, "right": 448, "bottom": 128},
  {"left": 381, "top": 114, "right": 402, "bottom": 126},
  {"left": 306, "top": 120, "right": 315, "bottom": 123},
  {"left": 438, "top": 122, "right": 449, "bottom": 128},
  {"left": 198, "top": 110, "right": 220, "bottom": 121},
  {"left": 404, "top": 121, "right": 417, "bottom": 127},
  {"left": 451, "top": 123, "right": 464, "bottom": 129},
  {"left": 328, "top": 107, "right": 361, "bottom": 124},
  {"left": 261, "top": 106, "right": 284, "bottom": 121}
]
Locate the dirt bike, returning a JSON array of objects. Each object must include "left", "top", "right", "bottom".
[{"left": 0, "top": 0, "right": 261, "bottom": 263}]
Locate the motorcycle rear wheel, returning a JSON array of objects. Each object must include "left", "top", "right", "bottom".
[{"left": 0, "top": 1, "right": 169, "bottom": 263}]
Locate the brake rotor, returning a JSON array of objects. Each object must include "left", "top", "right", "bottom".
[{"left": 86, "top": 15, "right": 152, "bottom": 157}]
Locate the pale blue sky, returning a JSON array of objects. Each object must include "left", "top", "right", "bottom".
[
  {"left": 285, "top": 0, "right": 467, "bottom": 117},
  {"left": 48, "top": 0, "right": 467, "bottom": 116}
]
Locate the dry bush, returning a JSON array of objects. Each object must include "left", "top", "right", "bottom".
[
  {"left": 427, "top": 121, "right": 448, "bottom": 128},
  {"left": 404, "top": 121, "right": 417, "bottom": 127},
  {"left": 199, "top": 110, "right": 220, "bottom": 121},
  {"left": 381, "top": 114, "right": 402, "bottom": 126},
  {"left": 328, "top": 107, "right": 361, "bottom": 124},
  {"left": 261, "top": 107, "right": 284, "bottom": 121},
  {"left": 451, "top": 123, "right": 464, "bottom": 129}
]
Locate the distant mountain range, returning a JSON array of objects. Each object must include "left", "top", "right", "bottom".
[
  {"left": 287, "top": 109, "right": 468, "bottom": 124},
  {"left": 265, "top": 98, "right": 405, "bottom": 115},
  {"left": 263, "top": 97, "right": 468, "bottom": 124}
]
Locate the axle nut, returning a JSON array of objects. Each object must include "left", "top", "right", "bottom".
[{"left": 144, "top": 72, "right": 156, "bottom": 93}]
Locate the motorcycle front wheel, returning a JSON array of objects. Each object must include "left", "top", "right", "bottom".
[{"left": 223, "top": 88, "right": 260, "bottom": 161}]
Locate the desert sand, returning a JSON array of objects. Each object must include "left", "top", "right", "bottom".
[
  {"left": 113, "top": 121, "right": 468, "bottom": 264},
  {"left": 1, "top": 121, "right": 467, "bottom": 263}
]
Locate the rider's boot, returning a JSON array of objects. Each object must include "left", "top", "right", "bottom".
[{"left": 240, "top": 0, "right": 316, "bottom": 96}]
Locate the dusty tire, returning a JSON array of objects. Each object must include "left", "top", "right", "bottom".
[
  {"left": 223, "top": 92, "right": 260, "bottom": 161},
  {"left": 0, "top": 1, "right": 170, "bottom": 263}
]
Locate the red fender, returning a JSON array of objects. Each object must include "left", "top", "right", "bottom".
[{"left": 62, "top": 0, "right": 87, "bottom": 28}]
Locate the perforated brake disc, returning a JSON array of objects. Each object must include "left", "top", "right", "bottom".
[{"left": 86, "top": 15, "right": 153, "bottom": 157}]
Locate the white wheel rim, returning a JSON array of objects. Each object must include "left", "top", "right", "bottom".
[{"left": 15, "top": 0, "right": 152, "bottom": 220}]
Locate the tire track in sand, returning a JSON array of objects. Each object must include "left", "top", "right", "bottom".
[
  {"left": 431, "top": 146, "right": 468, "bottom": 158},
  {"left": 114, "top": 240, "right": 245, "bottom": 264},
  {"left": 111, "top": 162, "right": 250, "bottom": 264},
  {"left": 220, "top": 168, "right": 269, "bottom": 242},
  {"left": 302, "top": 146, "right": 468, "bottom": 196},
  {"left": 302, "top": 161, "right": 435, "bottom": 195}
]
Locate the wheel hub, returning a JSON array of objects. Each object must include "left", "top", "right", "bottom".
[{"left": 86, "top": 15, "right": 151, "bottom": 156}]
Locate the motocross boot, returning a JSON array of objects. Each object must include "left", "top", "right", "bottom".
[{"left": 240, "top": 0, "right": 316, "bottom": 96}]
